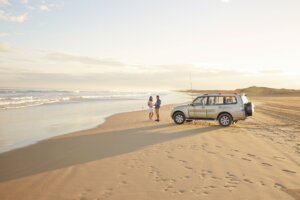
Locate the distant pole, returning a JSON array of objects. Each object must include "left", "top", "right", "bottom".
[
  {"left": 189, "top": 72, "right": 192, "bottom": 92},
  {"left": 189, "top": 72, "right": 193, "bottom": 100}
]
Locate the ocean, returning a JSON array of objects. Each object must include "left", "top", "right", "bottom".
[{"left": 0, "top": 89, "right": 190, "bottom": 153}]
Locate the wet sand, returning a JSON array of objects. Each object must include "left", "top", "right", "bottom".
[{"left": 0, "top": 96, "right": 299, "bottom": 200}]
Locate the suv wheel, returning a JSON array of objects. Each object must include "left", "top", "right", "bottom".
[
  {"left": 245, "top": 102, "right": 254, "bottom": 116},
  {"left": 173, "top": 112, "right": 185, "bottom": 125},
  {"left": 218, "top": 113, "right": 232, "bottom": 127}
]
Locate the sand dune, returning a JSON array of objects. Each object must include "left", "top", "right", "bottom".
[
  {"left": 0, "top": 97, "right": 299, "bottom": 200},
  {"left": 183, "top": 86, "right": 300, "bottom": 96}
]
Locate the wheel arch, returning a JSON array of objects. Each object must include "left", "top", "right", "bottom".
[
  {"left": 217, "top": 112, "right": 233, "bottom": 121},
  {"left": 172, "top": 110, "right": 185, "bottom": 119}
]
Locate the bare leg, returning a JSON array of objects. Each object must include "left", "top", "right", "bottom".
[{"left": 149, "top": 111, "right": 154, "bottom": 120}]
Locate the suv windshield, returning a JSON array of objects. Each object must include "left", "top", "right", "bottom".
[{"left": 193, "top": 96, "right": 207, "bottom": 105}]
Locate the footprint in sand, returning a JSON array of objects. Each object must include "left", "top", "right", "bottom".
[
  {"left": 178, "top": 189, "right": 185, "bottom": 194},
  {"left": 191, "top": 189, "right": 199, "bottom": 195},
  {"left": 183, "top": 175, "right": 190, "bottom": 180},
  {"left": 169, "top": 178, "right": 176, "bottom": 183},
  {"left": 273, "top": 156, "right": 286, "bottom": 160},
  {"left": 78, "top": 188, "right": 94, "bottom": 200},
  {"left": 195, "top": 187, "right": 212, "bottom": 196},
  {"left": 148, "top": 165, "right": 159, "bottom": 175},
  {"left": 148, "top": 165, "right": 177, "bottom": 186},
  {"left": 176, "top": 144, "right": 184, "bottom": 149},
  {"left": 212, "top": 176, "right": 222, "bottom": 180},
  {"left": 282, "top": 169, "right": 297, "bottom": 174},
  {"left": 203, "top": 185, "right": 217, "bottom": 190},
  {"left": 262, "top": 162, "right": 272, "bottom": 166},
  {"left": 165, "top": 150, "right": 176, "bottom": 159},
  {"left": 191, "top": 186, "right": 213, "bottom": 196},
  {"left": 178, "top": 160, "right": 187, "bottom": 164},
  {"left": 259, "top": 181, "right": 266, "bottom": 186},
  {"left": 190, "top": 144, "right": 201, "bottom": 151},
  {"left": 199, "top": 170, "right": 213, "bottom": 179},
  {"left": 224, "top": 185, "right": 237, "bottom": 191},
  {"left": 224, "top": 172, "right": 240, "bottom": 190},
  {"left": 200, "top": 173, "right": 206, "bottom": 178},
  {"left": 162, "top": 185, "right": 174, "bottom": 192},
  {"left": 123, "top": 158, "right": 144, "bottom": 169},
  {"left": 185, "top": 166, "right": 194, "bottom": 170},
  {"left": 118, "top": 172, "right": 127, "bottom": 177},
  {"left": 98, "top": 188, "right": 114, "bottom": 199},
  {"left": 154, "top": 176, "right": 162, "bottom": 182},
  {"left": 241, "top": 157, "right": 252, "bottom": 162},
  {"left": 243, "top": 179, "right": 253, "bottom": 184},
  {"left": 207, "top": 151, "right": 217, "bottom": 154},
  {"left": 120, "top": 181, "right": 127, "bottom": 185},
  {"left": 227, "top": 153, "right": 235, "bottom": 157},
  {"left": 178, "top": 160, "right": 194, "bottom": 171},
  {"left": 274, "top": 183, "right": 286, "bottom": 190}
]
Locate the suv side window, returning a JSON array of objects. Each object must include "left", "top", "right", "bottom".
[
  {"left": 207, "top": 96, "right": 224, "bottom": 105},
  {"left": 202, "top": 97, "right": 208, "bottom": 105},
  {"left": 193, "top": 96, "right": 208, "bottom": 105},
  {"left": 206, "top": 96, "right": 238, "bottom": 105},
  {"left": 214, "top": 96, "right": 224, "bottom": 105},
  {"left": 224, "top": 96, "right": 237, "bottom": 104}
]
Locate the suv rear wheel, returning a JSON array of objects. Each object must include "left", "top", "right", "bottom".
[
  {"left": 218, "top": 113, "right": 232, "bottom": 127},
  {"left": 173, "top": 112, "right": 185, "bottom": 125}
]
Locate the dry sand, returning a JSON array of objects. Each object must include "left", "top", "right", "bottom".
[{"left": 0, "top": 96, "right": 299, "bottom": 200}]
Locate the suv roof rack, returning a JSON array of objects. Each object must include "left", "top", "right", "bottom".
[
  {"left": 203, "top": 93, "right": 222, "bottom": 95},
  {"left": 202, "top": 93, "right": 238, "bottom": 96}
]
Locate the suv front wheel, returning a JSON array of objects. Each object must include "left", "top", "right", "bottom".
[
  {"left": 173, "top": 112, "right": 186, "bottom": 125},
  {"left": 218, "top": 113, "right": 232, "bottom": 127}
]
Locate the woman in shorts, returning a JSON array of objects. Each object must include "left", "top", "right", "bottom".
[{"left": 147, "top": 96, "right": 154, "bottom": 120}]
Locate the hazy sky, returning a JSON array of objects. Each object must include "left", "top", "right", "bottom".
[{"left": 1, "top": 0, "right": 300, "bottom": 91}]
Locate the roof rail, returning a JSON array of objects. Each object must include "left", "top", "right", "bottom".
[{"left": 201, "top": 93, "right": 241, "bottom": 96}]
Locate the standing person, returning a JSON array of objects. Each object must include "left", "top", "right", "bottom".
[
  {"left": 154, "top": 95, "right": 161, "bottom": 122},
  {"left": 147, "top": 96, "right": 154, "bottom": 120}
]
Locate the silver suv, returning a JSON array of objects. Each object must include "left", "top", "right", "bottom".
[{"left": 171, "top": 93, "right": 254, "bottom": 127}]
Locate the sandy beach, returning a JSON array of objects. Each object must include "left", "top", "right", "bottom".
[{"left": 0, "top": 96, "right": 300, "bottom": 200}]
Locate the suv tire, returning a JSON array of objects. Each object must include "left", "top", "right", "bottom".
[
  {"left": 245, "top": 102, "right": 253, "bottom": 116},
  {"left": 173, "top": 112, "right": 186, "bottom": 125},
  {"left": 218, "top": 113, "right": 232, "bottom": 127}
]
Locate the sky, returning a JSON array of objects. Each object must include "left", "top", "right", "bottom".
[{"left": 0, "top": 0, "right": 300, "bottom": 91}]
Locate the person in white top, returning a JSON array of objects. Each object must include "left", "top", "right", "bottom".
[{"left": 147, "top": 96, "right": 154, "bottom": 120}]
